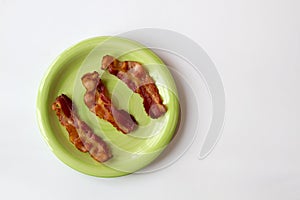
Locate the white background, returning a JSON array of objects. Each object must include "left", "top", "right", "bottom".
[{"left": 1, "top": 0, "right": 300, "bottom": 199}]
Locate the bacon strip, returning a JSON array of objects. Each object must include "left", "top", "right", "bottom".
[
  {"left": 101, "top": 55, "right": 167, "bottom": 118},
  {"left": 52, "top": 94, "right": 112, "bottom": 162},
  {"left": 81, "top": 71, "right": 137, "bottom": 134}
]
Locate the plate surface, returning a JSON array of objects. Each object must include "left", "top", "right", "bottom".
[{"left": 36, "top": 36, "right": 179, "bottom": 177}]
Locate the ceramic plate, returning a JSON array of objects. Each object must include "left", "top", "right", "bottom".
[{"left": 36, "top": 36, "right": 179, "bottom": 177}]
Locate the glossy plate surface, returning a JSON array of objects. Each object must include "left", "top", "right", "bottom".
[{"left": 36, "top": 37, "right": 179, "bottom": 177}]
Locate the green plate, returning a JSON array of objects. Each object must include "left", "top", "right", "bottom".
[{"left": 36, "top": 36, "right": 179, "bottom": 177}]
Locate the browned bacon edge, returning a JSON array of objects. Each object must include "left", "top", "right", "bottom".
[
  {"left": 52, "top": 94, "right": 112, "bottom": 162},
  {"left": 81, "top": 71, "right": 137, "bottom": 134},
  {"left": 101, "top": 55, "right": 167, "bottom": 119}
]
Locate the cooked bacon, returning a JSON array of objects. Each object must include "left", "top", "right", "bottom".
[
  {"left": 52, "top": 94, "right": 112, "bottom": 162},
  {"left": 81, "top": 71, "right": 137, "bottom": 134},
  {"left": 101, "top": 55, "right": 167, "bottom": 118}
]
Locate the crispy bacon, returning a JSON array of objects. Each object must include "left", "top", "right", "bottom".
[
  {"left": 52, "top": 94, "right": 112, "bottom": 162},
  {"left": 101, "top": 55, "right": 167, "bottom": 118},
  {"left": 81, "top": 71, "right": 137, "bottom": 134}
]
